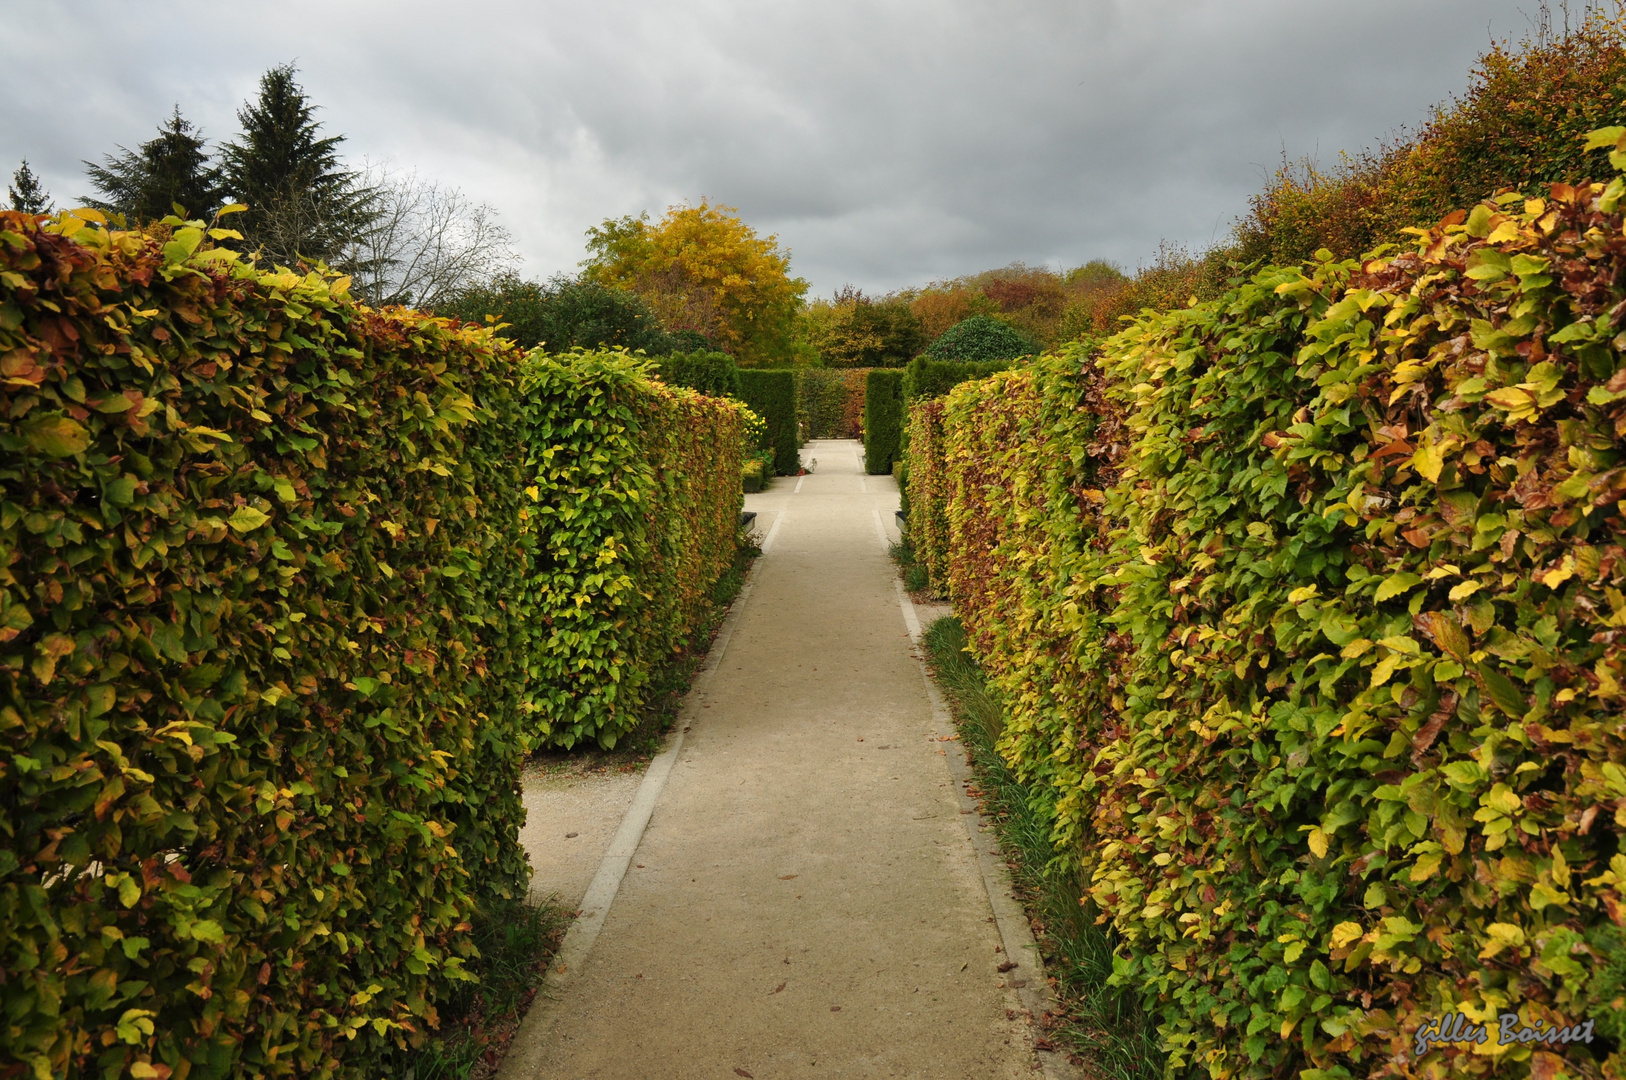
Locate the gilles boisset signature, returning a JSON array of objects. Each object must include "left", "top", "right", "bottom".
[{"left": 1414, "top": 1012, "right": 1596, "bottom": 1056}]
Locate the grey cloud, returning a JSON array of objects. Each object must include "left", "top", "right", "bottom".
[{"left": 1, "top": 0, "right": 1533, "bottom": 296}]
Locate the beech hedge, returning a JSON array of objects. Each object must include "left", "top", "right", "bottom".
[
  {"left": 517, "top": 349, "right": 745, "bottom": 750},
  {"left": 0, "top": 210, "right": 748, "bottom": 1078},
  {"left": 0, "top": 210, "right": 531, "bottom": 1079},
  {"left": 910, "top": 142, "right": 1626, "bottom": 1078}
]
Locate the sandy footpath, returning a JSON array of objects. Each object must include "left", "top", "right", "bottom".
[{"left": 503, "top": 440, "right": 1052, "bottom": 1080}]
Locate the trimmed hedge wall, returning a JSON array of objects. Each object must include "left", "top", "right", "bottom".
[
  {"left": 795, "top": 367, "right": 870, "bottom": 439},
  {"left": 518, "top": 350, "right": 745, "bottom": 749},
  {"left": 911, "top": 162, "right": 1626, "bottom": 1077},
  {"left": 863, "top": 368, "right": 904, "bottom": 475},
  {"left": 738, "top": 369, "right": 798, "bottom": 475},
  {"left": 902, "top": 356, "right": 1013, "bottom": 403},
  {"left": 0, "top": 212, "right": 749, "bottom": 1078},
  {"left": 652, "top": 349, "right": 741, "bottom": 399},
  {"left": 0, "top": 211, "right": 530, "bottom": 1079}
]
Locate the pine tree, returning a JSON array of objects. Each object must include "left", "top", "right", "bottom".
[
  {"left": 83, "top": 107, "right": 223, "bottom": 223},
  {"left": 8, "top": 160, "right": 51, "bottom": 214},
  {"left": 220, "top": 64, "right": 372, "bottom": 267}
]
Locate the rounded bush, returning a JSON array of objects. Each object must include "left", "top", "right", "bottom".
[{"left": 922, "top": 315, "right": 1035, "bottom": 364}]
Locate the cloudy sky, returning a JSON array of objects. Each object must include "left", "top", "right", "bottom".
[{"left": 1, "top": 0, "right": 1540, "bottom": 297}]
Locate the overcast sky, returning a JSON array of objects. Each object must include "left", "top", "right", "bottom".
[{"left": 1, "top": 0, "right": 1540, "bottom": 297}]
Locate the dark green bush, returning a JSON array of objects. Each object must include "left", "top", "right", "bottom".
[
  {"left": 922, "top": 314, "right": 1035, "bottom": 364},
  {"left": 902, "top": 356, "right": 1014, "bottom": 402},
  {"left": 863, "top": 368, "right": 904, "bottom": 474},
  {"left": 442, "top": 273, "right": 673, "bottom": 355},
  {"left": 0, "top": 211, "right": 529, "bottom": 1078},
  {"left": 737, "top": 369, "right": 798, "bottom": 475},
  {"left": 653, "top": 350, "right": 741, "bottom": 399}
]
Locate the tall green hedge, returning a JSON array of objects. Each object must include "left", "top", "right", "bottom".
[
  {"left": 0, "top": 211, "right": 750, "bottom": 1079},
  {"left": 518, "top": 350, "right": 745, "bottom": 749},
  {"left": 0, "top": 211, "right": 530, "bottom": 1079},
  {"left": 652, "top": 349, "right": 740, "bottom": 399},
  {"left": 902, "top": 356, "right": 1013, "bottom": 402},
  {"left": 863, "top": 368, "right": 904, "bottom": 475},
  {"left": 737, "top": 368, "right": 798, "bottom": 475},
  {"left": 914, "top": 155, "right": 1626, "bottom": 1077}
]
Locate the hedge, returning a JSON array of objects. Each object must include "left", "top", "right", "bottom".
[
  {"left": 922, "top": 314, "right": 1035, "bottom": 363},
  {"left": 737, "top": 368, "right": 798, "bottom": 475},
  {"left": 913, "top": 150, "right": 1626, "bottom": 1077},
  {"left": 0, "top": 211, "right": 750, "bottom": 1079},
  {"left": 0, "top": 210, "right": 530, "bottom": 1079},
  {"left": 652, "top": 349, "right": 740, "bottom": 399},
  {"left": 517, "top": 349, "right": 746, "bottom": 749},
  {"left": 902, "top": 356, "right": 1013, "bottom": 403},
  {"left": 863, "top": 368, "right": 904, "bottom": 475}
]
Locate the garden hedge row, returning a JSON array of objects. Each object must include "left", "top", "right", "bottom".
[
  {"left": 0, "top": 210, "right": 532, "bottom": 1079},
  {"left": 517, "top": 349, "right": 745, "bottom": 749},
  {"left": 737, "top": 369, "right": 798, "bottom": 475},
  {"left": 652, "top": 349, "right": 740, "bottom": 399},
  {"left": 901, "top": 356, "right": 1013, "bottom": 403},
  {"left": 795, "top": 367, "right": 868, "bottom": 439},
  {"left": 863, "top": 368, "right": 904, "bottom": 475},
  {"left": 909, "top": 145, "right": 1626, "bottom": 1078},
  {"left": 0, "top": 210, "right": 748, "bottom": 1079}
]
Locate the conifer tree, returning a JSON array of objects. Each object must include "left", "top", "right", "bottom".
[
  {"left": 8, "top": 160, "right": 51, "bottom": 214},
  {"left": 220, "top": 64, "right": 372, "bottom": 267},
  {"left": 83, "top": 107, "right": 223, "bottom": 222}
]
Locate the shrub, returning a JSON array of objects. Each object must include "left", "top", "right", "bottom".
[
  {"left": 737, "top": 369, "right": 798, "bottom": 475},
  {"left": 863, "top": 368, "right": 904, "bottom": 475},
  {"left": 793, "top": 367, "right": 871, "bottom": 439},
  {"left": 902, "top": 355, "right": 1014, "bottom": 402},
  {"left": 516, "top": 350, "right": 747, "bottom": 749},
  {"left": 1234, "top": 15, "right": 1626, "bottom": 266},
  {"left": 653, "top": 349, "right": 741, "bottom": 398},
  {"left": 441, "top": 273, "right": 673, "bottom": 355},
  {"left": 0, "top": 211, "right": 530, "bottom": 1078},
  {"left": 921, "top": 154, "right": 1626, "bottom": 1077},
  {"left": 922, "top": 314, "right": 1035, "bottom": 364}
]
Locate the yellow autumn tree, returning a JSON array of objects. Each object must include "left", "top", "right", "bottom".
[{"left": 583, "top": 201, "right": 808, "bottom": 366}]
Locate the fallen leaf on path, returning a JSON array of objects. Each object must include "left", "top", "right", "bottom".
[
  {"left": 565, "top": 832, "right": 578, "bottom": 838},
  {"left": 735, "top": 1070, "right": 754, "bottom": 1079},
  {"left": 960, "top": 962, "right": 969, "bottom": 971},
  {"left": 830, "top": 1005, "right": 841, "bottom": 1012},
  {"left": 770, "top": 982, "right": 786, "bottom": 994},
  {"left": 779, "top": 874, "right": 798, "bottom": 880},
  {"left": 998, "top": 961, "right": 1018, "bottom": 972}
]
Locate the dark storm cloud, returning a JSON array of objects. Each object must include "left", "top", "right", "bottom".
[{"left": 0, "top": 0, "right": 1534, "bottom": 296}]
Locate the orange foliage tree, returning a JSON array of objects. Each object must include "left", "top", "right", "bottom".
[{"left": 584, "top": 201, "right": 808, "bottom": 367}]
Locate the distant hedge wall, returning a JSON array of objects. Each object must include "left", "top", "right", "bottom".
[
  {"left": 0, "top": 211, "right": 530, "bottom": 1079},
  {"left": 518, "top": 350, "right": 745, "bottom": 749},
  {"left": 653, "top": 349, "right": 741, "bottom": 399},
  {"left": 863, "top": 369, "right": 904, "bottom": 475},
  {"left": 738, "top": 369, "right": 798, "bottom": 475},
  {"left": 903, "top": 398, "right": 948, "bottom": 591},
  {"left": 902, "top": 356, "right": 1013, "bottom": 402},
  {"left": 913, "top": 157, "right": 1626, "bottom": 1077}
]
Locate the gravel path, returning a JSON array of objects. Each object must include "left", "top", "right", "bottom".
[{"left": 502, "top": 440, "right": 1061, "bottom": 1080}]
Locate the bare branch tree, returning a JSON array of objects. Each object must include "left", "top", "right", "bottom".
[{"left": 343, "top": 163, "right": 520, "bottom": 309}]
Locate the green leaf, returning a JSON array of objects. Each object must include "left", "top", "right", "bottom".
[
  {"left": 1374, "top": 571, "right": 1420, "bottom": 602},
  {"left": 227, "top": 506, "right": 271, "bottom": 533},
  {"left": 189, "top": 920, "right": 225, "bottom": 943},
  {"left": 22, "top": 412, "right": 90, "bottom": 458},
  {"left": 1477, "top": 663, "right": 1526, "bottom": 719}
]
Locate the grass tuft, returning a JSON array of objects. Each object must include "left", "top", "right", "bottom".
[{"left": 921, "top": 615, "right": 1163, "bottom": 1080}]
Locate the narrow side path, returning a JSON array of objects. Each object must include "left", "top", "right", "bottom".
[{"left": 502, "top": 440, "right": 1044, "bottom": 1080}]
